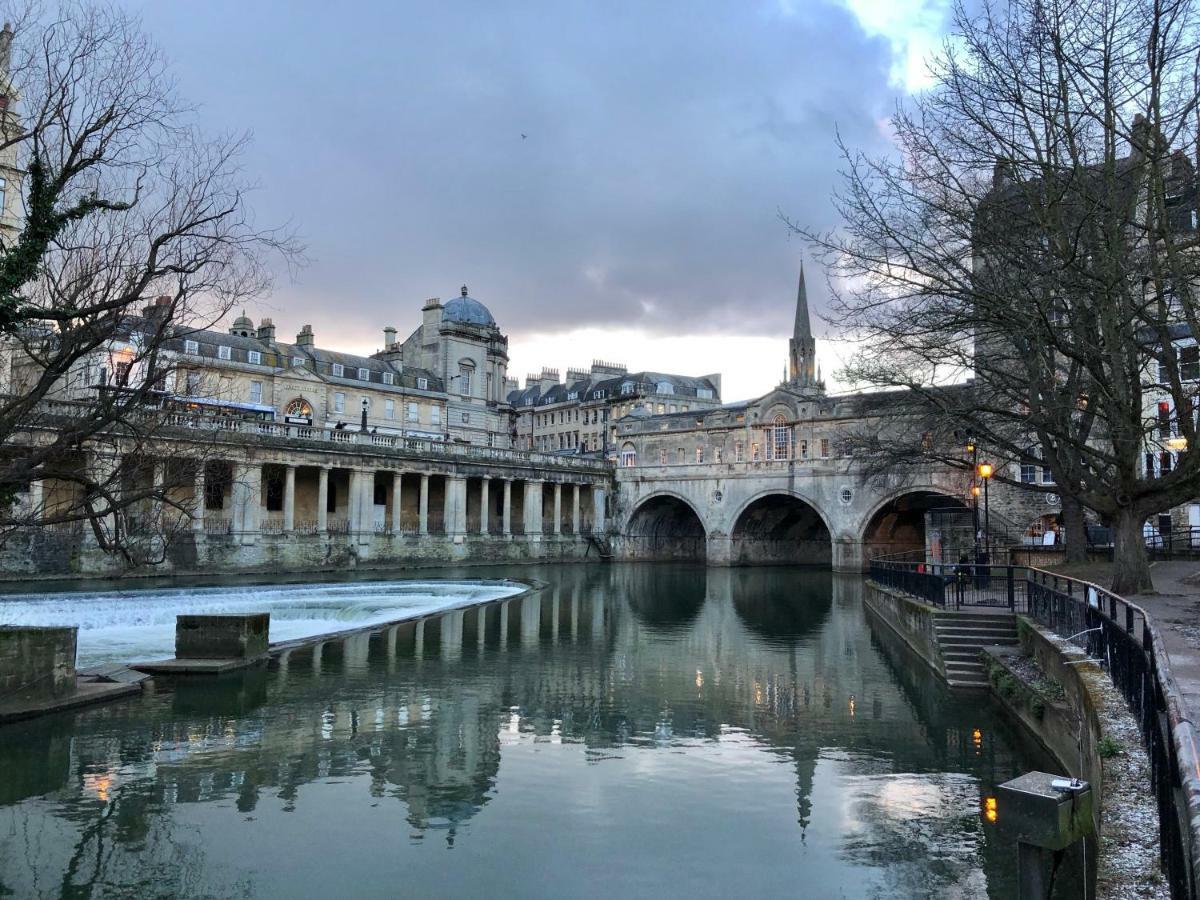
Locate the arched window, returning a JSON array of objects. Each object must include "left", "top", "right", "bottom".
[
  {"left": 620, "top": 442, "right": 637, "bottom": 468},
  {"left": 772, "top": 414, "right": 791, "bottom": 461},
  {"left": 285, "top": 397, "right": 313, "bottom": 422}
]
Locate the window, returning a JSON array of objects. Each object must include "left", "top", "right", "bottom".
[
  {"left": 293, "top": 356, "right": 305, "bottom": 368},
  {"left": 431, "top": 406, "right": 441, "bottom": 425},
  {"left": 184, "top": 339, "right": 199, "bottom": 355},
  {"left": 385, "top": 399, "right": 394, "bottom": 419},
  {"left": 659, "top": 448, "right": 668, "bottom": 465},
  {"left": 799, "top": 440, "right": 809, "bottom": 461},
  {"left": 334, "top": 392, "right": 345, "bottom": 413},
  {"left": 751, "top": 442, "right": 761, "bottom": 461},
  {"left": 417, "top": 377, "right": 428, "bottom": 390},
  {"left": 285, "top": 398, "right": 313, "bottom": 420},
  {"left": 694, "top": 447, "right": 703, "bottom": 464},
  {"left": 621, "top": 381, "right": 634, "bottom": 395},
  {"left": 248, "top": 350, "right": 262, "bottom": 365},
  {"left": 1040, "top": 465, "right": 1055, "bottom": 484},
  {"left": 115, "top": 362, "right": 131, "bottom": 386},
  {"left": 820, "top": 438, "right": 830, "bottom": 458},
  {"left": 1183, "top": 346, "right": 1200, "bottom": 381},
  {"left": 697, "top": 387, "right": 713, "bottom": 399},
  {"left": 1161, "top": 450, "right": 1174, "bottom": 474},
  {"left": 218, "top": 345, "right": 231, "bottom": 361},
  {"left": 358, "top": 367, "right": 369, "bottom": 381},
  {"left": 620, "top": 443, "right": 637, "bottom": 467},
  {"left": 1146, "top": 451, "right": 1157, "bottom": 477},
  {"left": 1159, "top": 401, "right": 1173, "bottom": 438},
  {"left": 462, "top": 412, "right": 470, "bottom": 423},
  {"left": 657, "top": 403, "right": 665, "bottom": 414},
  {"left": 715, "top": 448, "right": 723, "bottom": 463},
  {"left": 772, "top": 415, "right": 790, "bottom": 461},
  {"left": 407, "top": 402, "right": 418, "bottom": 422},
  {"left": 382, "top": 372, "right": 394, "bottom": 385},
  {"left": 734, "top": 441, "right": 744, "bottom": 462},
  {"left": 332, "top": 363, "right": 344, "bottom": 377},
  {"left": 0, "top": 177, "right": 7, "bottom": 216},
  {"left": 186, "top": 371, "right": 201, "bottom": 395},
  {"left": 459, "top": 364, "right": 473, "bottom": 395},
  {"left": 1021, "top": 461, "right": 1037, "bottom": 483},
  {"left": 249, "top": 381, "right": 262, "bottom": 404}
]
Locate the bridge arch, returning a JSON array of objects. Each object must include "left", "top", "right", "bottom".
[
  {"left": 728, "top": 490, "right": 833, "bottom": 566},
  {"left": 625, "top": 492, "right": 707, "bottom": 561},
  {"left": 861, "top": 487, "right": 969, "bottom": 560}
]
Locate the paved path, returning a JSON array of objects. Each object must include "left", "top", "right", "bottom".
[{"left": 1128, "top": 562, "right": 1200, "bottom": 715}]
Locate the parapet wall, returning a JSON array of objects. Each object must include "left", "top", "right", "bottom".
[
  {"left": 861, "top": 582, "right": 945, "bottom": 677},
  {"left": 0, "top": 626, "right": 76, "bottom": 700}
]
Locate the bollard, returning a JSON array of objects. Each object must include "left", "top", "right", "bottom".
[{"left": 996, "top": 771, "right": 1094, "bottom": 898}]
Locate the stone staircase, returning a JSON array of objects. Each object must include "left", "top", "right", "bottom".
[{"left": 933, "top": 610, "right": 1019, "bottom": 689}]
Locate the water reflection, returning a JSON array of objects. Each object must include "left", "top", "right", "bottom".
[{"left": 0, "top": 565, "right": 1039, "bottom": 899}]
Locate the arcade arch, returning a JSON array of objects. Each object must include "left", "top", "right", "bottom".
[
  {"left": 861, "top": 490, "right": 968, "bottom": 559},
  {"left": 625, "top": 494, "right": 707, "bottom": 561},
  {"left": 729, "top": 493, "right": 832, "bottom": 566}
]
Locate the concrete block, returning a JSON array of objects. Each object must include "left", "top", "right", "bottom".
[
  {"left": 0, "top": 626, "right": 77, "bottom": 699},
  {"left": 175, "top": 614, "right": 269, "bottom": 660},
  {"left": 997, "top": 770, "right": 1093, "bottom": 851}
]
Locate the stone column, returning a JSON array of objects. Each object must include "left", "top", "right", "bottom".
[
  {"left": 592, "top": 485, "right": 607, "bottom": 534},
  {"left": 572, "top": 484, "right": 581, "bottom": 535},
  {"left": 391, "top": 472, "right": 403, "bottom": 534},
  {"left": 232, "top": 462, "right": 261, "bottom": 544},
  {"left": 316, "top": 467, "right": 329, "bottom": 533},
  {"left": 418, "top": 474, "right": 429, "bottom": 535},
  {"left": 502, "top": 479, "right": 512, "bottom": 535},
  {"left": 553, "top": 483, "right": 562, "bottom": 535},
  {"left": 192, "top": 462, "right": 205, "bottom": 532},
  {"left": 479, "top": 478, "right": 490, "bottom": 535},
  {"left": 25, "top": 478, "right": 43, "bottom": 523},
  {"left": 445, "top": 476, "right": 467, "bottom": 535},
  {"left": 347, "top": 469, "right": 361, "bottom": 540},
  {"left": 359, "top": 469, "right": 374, "bottom": 544},
  {"left": 85, "top": 453, "right": 121, "bottom": 546},
  {"left": 524, "top": 480, "right": 543, "bottom": 536},
  {"left": 283, "top": 465, "right": 296, "bottom": 533}
]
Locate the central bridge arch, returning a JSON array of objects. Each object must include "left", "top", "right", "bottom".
[
  {"left": 861, "top": 488, "right": 969, "bottom": 559},
  {"left": 729, "top": 492, "right": 832, "bottom": 566}
]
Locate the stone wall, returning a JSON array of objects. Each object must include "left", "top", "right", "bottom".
[
  {"left": 861, "top": 582, "right": 945, "bottom": 677},
  {"left": 0, "top": 626, "right": 76, "bottom": 700}
]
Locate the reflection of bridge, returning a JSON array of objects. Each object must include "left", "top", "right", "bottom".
[
  {"left": 613, "top": 460, "right": 986, "bottom": 571},
  {"left": 0, "top": 565, "right": 1034, "bottom": 899}
]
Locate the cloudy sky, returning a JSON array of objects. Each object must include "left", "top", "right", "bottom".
[{"left": 126, "top": 0, "right": 951, "bottom": 402}]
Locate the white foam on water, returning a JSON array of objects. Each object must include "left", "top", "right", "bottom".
[{"left": 0, "top": 580, "right": 525, "bottom": 667}]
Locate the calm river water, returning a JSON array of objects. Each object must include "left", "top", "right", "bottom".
[{"left": 0, "top": 564, "right": 1055, "bottom": 898}]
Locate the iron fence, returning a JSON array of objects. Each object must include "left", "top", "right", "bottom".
[
  {"left": 867, "top": 556, "right": 1027, "bottom": 611},
  {"left": 1025, "top": 568, "right": 1195, "bottom": 899}
]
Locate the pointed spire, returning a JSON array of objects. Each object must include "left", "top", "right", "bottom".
[{"left": 794, "top": 262, "right": 812, "bottom": 342}]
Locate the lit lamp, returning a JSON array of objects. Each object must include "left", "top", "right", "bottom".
[
  {"left": 1168, "top": 436, "right": 1188, "bottom": 452},
  {"left": 978, "top": 463, "right": 994, "bottom": 558}
]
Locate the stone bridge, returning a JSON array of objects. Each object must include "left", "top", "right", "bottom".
[{"left": 611, "top": 458, "right": 984, "bottom": 572}]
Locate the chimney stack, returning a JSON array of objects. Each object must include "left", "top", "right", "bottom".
[
  {"left": 142, "top": 295, "right": 172, "bottom": 322},
  {"left": 296, "top": 324, "right": 315, "bottom": 347},
  {"left": 257, "top": 317, "right": 276, "bottom": 343},
  {"left": 0, "top": 23, "right": 14, "bottom": 77},
  {"left": 383, "top": 325, "right": 397, "bottom": 347}
]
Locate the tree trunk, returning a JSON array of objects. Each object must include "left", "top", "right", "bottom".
[
  {"left": 1061, "top": 495, "right": 1088, "bottom": 564},
  {"left": 1111, "top": 508, "right": 1153, "bottom": 595}
]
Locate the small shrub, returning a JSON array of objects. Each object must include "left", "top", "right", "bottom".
[{"left": 1097, "top": 736, "right": 1123, "bottom": 759}]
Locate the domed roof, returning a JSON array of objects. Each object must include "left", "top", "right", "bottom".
[
  {"left": 442, "top": 285, "right": 496, "bottom": 327},
  {"left": 231, "top": 311, "right": 253, "bottom": 329}
]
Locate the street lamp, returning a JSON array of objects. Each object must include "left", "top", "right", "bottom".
[
  {"left": 967, "top": 440, "right": 979, "bottom": 556},
  {"left": 978, "top": 462, "right": 994, "bottom": 559}
]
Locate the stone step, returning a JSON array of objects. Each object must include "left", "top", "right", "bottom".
[{"left": 936, "top": 630, "right": 1018, "bottom": 642}]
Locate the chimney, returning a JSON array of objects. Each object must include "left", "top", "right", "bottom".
[
  {"left": 257, "top": 317, "right": 276, "bottom": 343},
  {"left": 142, "top": 295, "right": 172, "bottom": 322},
  {"left": 992, "top": 157, "right": 1012, "bottom": 191},
  {"left": 383, "top": 325, "right": 397, "bottom": 347},
  {"left": 538, "top": 367, "right": 560, "bottom": 392},
  {"left": 0, "top": 23, "right": 13, "bottom": 77},
  {"left": 296, "top": 324, "right": 315, "bottom": 347}
]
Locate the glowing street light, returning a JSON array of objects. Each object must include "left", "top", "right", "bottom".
[{"left": 978, "top": 463, "right": 994, "bottom": 558}]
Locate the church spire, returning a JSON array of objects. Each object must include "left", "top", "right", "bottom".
[
  {"left": 787, "top": 259, "right": 819, "bottom": 390},
  {"left": 794, "top": 262, "right": 812, "bottom": 342}
]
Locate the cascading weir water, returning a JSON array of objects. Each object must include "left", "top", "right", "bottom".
[{"left": 0, "top": 580, "right": 525, "bottom": 666}]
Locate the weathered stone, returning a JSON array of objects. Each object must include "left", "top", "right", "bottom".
[
  {"left": 0, "top": 626, "right": 77, "bottom": 700},
  {"left": 175, "top": 613, "right": 269, "bottom": 660}
]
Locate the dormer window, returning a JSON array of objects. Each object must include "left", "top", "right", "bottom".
[
  {"left": 697, "top": 387, "right": 713, "bottom": 399},
  {"left": 358, "top": 367, "right": 369, "bottom": 380},
  {"left": 657, "top": 381, "right": 674, "bottom": 395},
  {"left": 184, "top": 339, "right": 199, "bottom": 355},
  {"left": 293, "top": 356, "right": 305, "bottom": 368},
  {"left": 621, "top": 381, "right": 634, "bottom": 395},
  {"left": 331, "top": 363, "right": 344, "bottom": 377},
  {"left": 417, "top": 377, "right": 428, "bottom": 390},
  {"left": 218, "top": 345, "right": 231, "bottom": 361},
  {"left": 382, "top": 372, "right": 395, "bottom": 385},
  {"left": 248, "top": 350, "right": 262, "bottom": 365}
]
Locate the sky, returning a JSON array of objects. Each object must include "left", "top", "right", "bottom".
[{"left": 124, "top": 0, "right": 952, "bottom": 402}]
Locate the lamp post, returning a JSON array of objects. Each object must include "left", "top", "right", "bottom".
[
  {"left": 967, "top": 440, "right": 979, "bottom": 556},
  {"left": 978, "top": 462, "right": 994, "bottom": 560}
]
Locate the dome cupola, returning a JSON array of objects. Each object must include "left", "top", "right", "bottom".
[{"left": 442, "top": 285, "right": 496, "bottom": 327}]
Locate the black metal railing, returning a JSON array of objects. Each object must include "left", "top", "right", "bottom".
[
  {"left": 868, "top": 556, "right": 1027, "bottom": 611},
  {"left": 1025, "top": 568, "right": 1195, "bottom": 898}
]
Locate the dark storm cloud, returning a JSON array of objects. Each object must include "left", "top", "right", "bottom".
[{"left": 129, "top": 0, "right": 904, "bottom": 341}]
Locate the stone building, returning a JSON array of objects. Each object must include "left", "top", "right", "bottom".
[{"left": 506, "top": 361, "right": 722, "bottom": 455}]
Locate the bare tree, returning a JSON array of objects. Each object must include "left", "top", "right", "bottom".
[
  {"left": 0, "top": 2, "right": 297, "bottom": 563},
  {"left": 797, "top": 0, "right": 1200, "bottom": 593}
]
